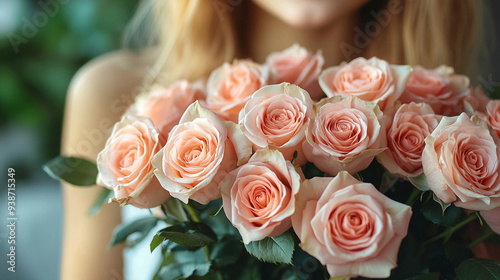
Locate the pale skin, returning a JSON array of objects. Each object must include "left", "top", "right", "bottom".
[{"left": 60, "top": 1, "right": 367, "bottom": 279}]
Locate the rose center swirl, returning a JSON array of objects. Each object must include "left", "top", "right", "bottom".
[{"left": 328, "top": 203, "right": 374, "bottom": 251}]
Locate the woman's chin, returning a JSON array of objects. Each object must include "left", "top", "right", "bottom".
[{"left": 252, "top": 0, "right": 370, "bottom": 29}]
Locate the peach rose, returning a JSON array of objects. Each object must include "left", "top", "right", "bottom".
[
  {"left": 266, "top": 44, "right": 325, "bottom": 100},
  {"left": 319, "top": 57, "right": 411, "bottom": 111},
  {"left": 422, "top": 113, "right": 500, "bottom": 211},
  {"left": 292, "top": 171, "right": 412, "bottom": 279},
  {"left": 400, "top": 65, "right": 470, "bottom": 116},
  {"left": 480, "top": 207, "right": 500, "bottom": 234},
  {"left": 377, "top": 103, "right": 440, "bottom": 178},
  {"left": 219, "top": 149, "right": 301, "bottom": 244},
  {"left": 206, "top": 60, "right": 271, "bottom": 122},
  {"left": 239, "top": 83, "right": 313, "bottom": 165},
  {"left": 152, "top": 101, "right": 252, "bottom": 204},
  {"left": 303, "top": 96, "right": 386, "bottom": 175},
  {"left": 129, "top": 81, "right": 205, "bottom": 144},
  {"left": 97, "top": 116, "right": 170, "bottom": 208}
]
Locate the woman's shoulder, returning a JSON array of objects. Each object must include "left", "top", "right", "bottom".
[{"left": 68, "top": 48, "right": 158, "bottom": 104}]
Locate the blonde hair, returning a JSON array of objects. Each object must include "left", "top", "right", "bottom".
[
  {"left": 126, "top": 0, "right": 486, "bottom": 85},
  {"left": 366, "top": 0, "right": 485, "bottom": 78}
]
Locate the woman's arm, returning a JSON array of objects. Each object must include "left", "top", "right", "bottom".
[{"left": 60, "top": 50, "right": 150, "bottom": 280}]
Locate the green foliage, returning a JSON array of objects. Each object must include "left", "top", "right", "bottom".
[
  {"left": 42, "top": 156, "right": 98, "bottom": 186},
  {"left": 150, "top": 234, "right": 166, "bottom": 253},
  {"left": 456, "top": 258, "right": 500, "bottom": 280},
  {"left": 210, "top": 237, "right": 244, "bottom": 268},
  {"left": 407, "top": 173, "right": 430, "bottom": 191},
  {"left": 420, "top": 192, "right": 463, "bottom": 226},
  {"left": 301, "top": 162, "right": 326, "bottom": 179},
  {"left": 153, "top": 222, "right": 217, "bottom": 248},
  {"left": 108, "top": 216, "right": 158, "bottom": 248},
  {"left": 162, "top": 198, "right": 189, "bottom": 222},
  {"left": 244, "top": 231, "right": 295, "bottom": 264},
  {"left": 403, "top": 272, "right": 440, "bottom": 280},
  {"left": 155, "top": 249, "right": 211, "bottom": 280}
]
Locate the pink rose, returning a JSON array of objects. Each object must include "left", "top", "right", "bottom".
[
  {"left": 422, "top": 113, "right": 500, "bottom": 211},
  {"left": 400, "top": 65, "right": 470, "bottom": 116},
  {"left": 464, "top": 87, "right": 490, "bottom": 116},
  {"left": 480, "top": 207, "right": 500, "bottom": 234},
  {"left": 239, "top": 83, "right": 313, "bottom": 165},
  {"left": 266, "top": 44, "right": 325, "bottom": 100},
  {"left": 206, "top": 60, "right": 271, "bottom": 122},
  {"left": 319, "top": 57, "right": 411, "bottom": 111},
  {"left": 152, "top": 101, "right": 252, "bottom": 204},
  {"left": 485, "top": 100, "right": 500, "bottom": 137},
  {"left": 377, "top": 102, "right": 440, "bottom": 178},
  {"left": 292, "top": 171, "right": 412, "bottom": 279},
  {"left": 97, "top": 116, "right": 170, "bottom": 208},
  {"left": 129, "top": 81, "right": 205, "bottom": 144},
  {"left": 464, "top": 88, "right": 500, "bottom": 137},
  {"left": 219, "top": 149, "right": 301, "bottom": 244},
  {"left": 303, "top": 96, "right": 386, "bottom": 175}
]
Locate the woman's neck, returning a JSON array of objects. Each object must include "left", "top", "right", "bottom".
[{"left": 244, "top": 2, "right": 359, "bottom": 67}]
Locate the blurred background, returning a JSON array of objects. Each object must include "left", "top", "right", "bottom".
[
  {"left": 0, "top": 1, "right": 499, "bottom": 280},
  {"left": 0, "top": 0, "right": 137, "bottom": 279}
]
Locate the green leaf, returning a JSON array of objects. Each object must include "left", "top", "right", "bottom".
[
  {"left": 244, "top": 231, "right": 295, "bottom": 264},
  {"left": 163, "top": 198, "right": 188, "bottom": 222},
  {"left": 433, "top": 193, "right": 451, "bottom": 213},
  {"left": 456, "top": 258, "right": 500, "bottom": 280},
  {"left": 404, "top": 272, "right": 440, "bottom": 280},
  {"left": 157, "top": 222, "right": 217, "bottom": 247},
  {"left": 302, "top": 162, "right": 326, "bottom": 179},
  {"left": 43, "top": 156, "right": 98, "bottom": 186},
  {"left": 150, "top": 233, "right": 166, "bottom": 253},
  {"left": 88, "top": 187, "right": 114, "bottom": 215},
  {"left": 108, "top": 216, "right": 158, "bottom": 248},
  {"left": 210, "top": 237, "right": 244, "bottom": 268},
  {"left": 156, "top": 249, "right": 211, "bottom": 280},
  {"left": 407, "top": 172, "right": 430, "bottom": 191},
  {"left": 420, "top": 193, "right": 462, "bottom": 226}
]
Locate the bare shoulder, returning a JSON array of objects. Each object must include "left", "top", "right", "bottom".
[
  {"left": 61, "top": 48, "right": 158, "bottom": 156},
  {"left": 68, "top": 48, "right": 157, "bottom": 106}
]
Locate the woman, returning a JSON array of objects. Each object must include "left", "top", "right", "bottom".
[{"left": 60, "top": 0, "right": 485, "bottom": 279}]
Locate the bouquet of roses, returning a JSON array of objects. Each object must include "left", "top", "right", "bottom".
[{"left": 45, "top": 44, "right": 500, "bottom": 280}]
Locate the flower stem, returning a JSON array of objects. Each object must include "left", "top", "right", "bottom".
[
  {"left": 184, "top": 203, "right": 201, "bottom": 222},
  {"left": 468, "top": 229, "right": 495, "bottom": 248},
  {"left": 183, "top": 203, "right": 211, "bottom": 262},
  {"left": 405, "top": 188, "right": 421, "bottom": 206},
  {"left": 425, "top": 214, "right": 478, "bottom": 244}
]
